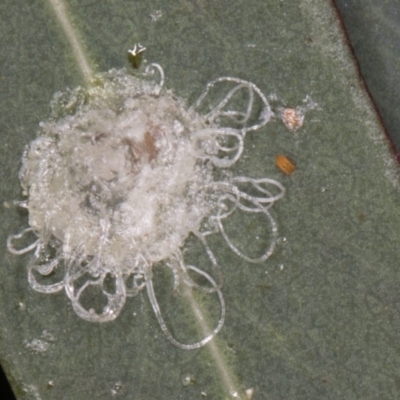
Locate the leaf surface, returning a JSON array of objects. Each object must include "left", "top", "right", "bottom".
[{"left": 1, "top": 1, "right": 400, "bottom": 399}]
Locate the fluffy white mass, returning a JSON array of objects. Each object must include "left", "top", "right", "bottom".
[{"left": 8, "top": 64, "right": 285, "bottom": 349}]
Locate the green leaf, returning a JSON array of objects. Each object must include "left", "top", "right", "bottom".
[
  {"left": 1, "top": 1, "right": 400, "bottom": 399},
  {"left": 334, "top": 0, "right": 400, "bottom": 152}
]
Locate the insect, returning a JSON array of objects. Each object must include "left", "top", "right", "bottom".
[
  {"left": 281, "top": 108, "right": 304, "bottom": 131},
  {"left": 127, "top": 43, "right": 146, "bottom": 69},
  {"left": 275, "top": 154, "right": 296, "bottom": 175},
  {"left": 7, "top": 63, "right": 285, "bottom": 350}
]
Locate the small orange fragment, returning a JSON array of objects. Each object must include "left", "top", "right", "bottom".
[{"left": 275, "top": 155, "right": 296, "bottom": 175}]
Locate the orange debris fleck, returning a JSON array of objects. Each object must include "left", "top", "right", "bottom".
[{"left": 275, "top": 155, "right": 296, "bottom": 175}]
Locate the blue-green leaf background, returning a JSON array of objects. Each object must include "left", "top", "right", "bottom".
[{"left": 1, "top": 1, "right": 400, "bottom": 399}]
